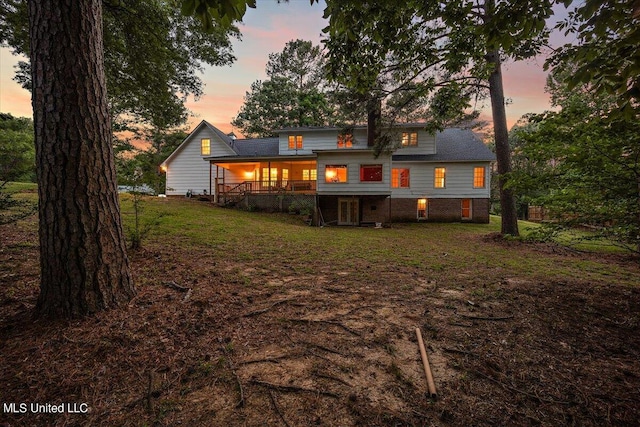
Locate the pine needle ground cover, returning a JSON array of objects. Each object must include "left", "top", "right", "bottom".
[{"left": 1, "top": 196, "right": 639, "bottom": 426}]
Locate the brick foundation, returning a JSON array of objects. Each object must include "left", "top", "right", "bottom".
[{"left": 319, "top": 196, "right": 490, "bottom": 224}]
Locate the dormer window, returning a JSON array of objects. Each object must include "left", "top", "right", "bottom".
[
  {"left": 401, "top": 132, "right": 418, "bottom": 147},
  {"left": 288, "top": 135, "right": 303, "bottom": 150},
  {"left": 337, "top": 133, "right": 353, "bottom": 148},
  {"left": 201, "top": 138, "right": 211, "bottom": 155}
]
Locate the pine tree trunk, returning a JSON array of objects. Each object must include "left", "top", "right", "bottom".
[
  {"left": 487, "top": 49, "right": 519, "bottom": 236},
  {"left": 29, "top": 0, "right": 135, "bottom": 318}
]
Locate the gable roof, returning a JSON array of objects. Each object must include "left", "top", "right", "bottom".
[
  {"left": 392, "top": 128, "right": 495, "bottom": 162},
  {"left": 164, "top": 122, "right": 495, "bottom": 165},
  {"left": 160, "top": 120, "right": 237, "bottom": 167}
]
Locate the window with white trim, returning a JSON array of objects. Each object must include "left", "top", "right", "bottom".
[
  {"left": 434, "top": 167, "right": 446, "bottom": 188},
  {"left": 391, "top": 168, "right": 410, "bottom": 188},
  {"left": 325, "top": 165, "right": 348, "bottom": 183},
  {"left": 201, "top": 138, "right": 211, "bottom": 155}
]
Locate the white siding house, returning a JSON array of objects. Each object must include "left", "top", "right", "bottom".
[
  {"left": 160, "top": 121, "right": 495, "bottom": 223},
  {"left": 161, "top": 121, "right": 235, "bottom": 196}
]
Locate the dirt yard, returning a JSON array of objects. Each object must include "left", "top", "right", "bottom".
[{"left": 1, "top": 206, "right": 639, "bottom": 426}]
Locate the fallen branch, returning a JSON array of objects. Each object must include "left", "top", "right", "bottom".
[
  {"left": 342, "top": 305, "right": 379, "bottom": 316},
  {"left": 250, "top": 379, "right": 339, "bottom": 398},
  {"left": 219, "top": 341, "right": 245, "bottom": 408},
  {"left": 239, "top": 354, "right": 294, "bottom": 365},
  {"left": 458, "top": 314, "right": 514, "bottom": 321},
  {"left": 182, "top": 288, "right": 193, "bottom": 303},
  {"left": 442, "top": 347, "right": 476, "bottom": 356},
  {"left": 146, "top": 371, "right": 156, "bottom": 414},
  {"left": 242, "top": 298, "right": 293, "bottom": 317},
  {"left": 301, "top": 340, "right": 346, "bottom": 356},
  {"left": 285, "top": 318, "right": 361, "bottom": 337},
  {"left": 415, "top": 328, "right": 437, "bottom": 399},
  {"left": 268, "top": 389, "right": 291, "bottom": 427},
  {"left": 473, "top": 369, "right": 570, "bottom": 405},
  {"left": 313, "top": 371, "right": 352, "bottom": 387},
  {"left": 164, "top": 281, "right": 190, "bottom": 292}
]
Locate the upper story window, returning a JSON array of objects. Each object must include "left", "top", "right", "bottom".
[
  {"left": 360, "top": 164, "right": 383, "bottom": 182},
  {"left": 434, "top": 167, "right": 446, "bottom": 188},
  {"left": 391, "top": 168, "right": 410, "bottom": 188},
  {"left": 288, "top": 135, "right": 303, "bottom": 150},
  {"left": 201, "top": 138, "right": 211, "bottom": 156},
  {"left": 402, "top": 132, "right": 418, "bottom": 147},
  {"left": 325, "top": 165, "right": 348, "bottom": 183},
  {"left": 337, "top": 133, "right": 353, "bottom": 148},
  {"left": 473, "top": 167, "right": 486, "bottom": 188}
]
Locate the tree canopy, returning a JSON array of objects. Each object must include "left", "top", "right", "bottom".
[
  {"left": 232, "top": 39, "right": 335, "bottom": 138},
  {"left": 549, "top": 0, "right": 640, "bottom": 119},
  {"left": 0, "top": 0, "right": 242, "bottom": 131},
  {"left": 320, "top": 0, "right": 555, "bottom": 236},
  {"left": 510, "top": 65, "right": 640, "bottom": 252},
  {"left": 0, "top": 112, "right": 34, "bottom": 183}
]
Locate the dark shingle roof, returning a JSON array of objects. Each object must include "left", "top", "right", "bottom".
[
  {"left": 392, "top": 128, "right": 495, "bottom": 162},
  {"left": 227, "top": 138, "right": 279, "bottom": 157}
]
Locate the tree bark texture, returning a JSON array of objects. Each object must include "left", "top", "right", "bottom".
[
  {"left": 487, "top": 49, "right": 519, "bottom": 236},
  {"left": 29, "top": 0, "right": 135, "bottom": 318}
]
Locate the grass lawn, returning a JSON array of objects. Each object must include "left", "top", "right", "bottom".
[{"left": 1, "top": 194, "right": 639, "bottom": 426}]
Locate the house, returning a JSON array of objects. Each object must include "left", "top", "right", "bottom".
[{"left": 160, "top": 120, "right": 495, "bottom": 224}]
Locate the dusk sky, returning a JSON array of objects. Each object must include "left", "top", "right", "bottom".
[{"left": 0, "top": 0, "right": 569, "bottom": 137}]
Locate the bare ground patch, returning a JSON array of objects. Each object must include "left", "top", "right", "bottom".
[{"left": 1, "top": 218, "right": 639, "bottom": 426}]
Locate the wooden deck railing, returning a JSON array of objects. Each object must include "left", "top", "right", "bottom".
[{"left": 216, "top": 180, "right": 317, "bottom": 204}]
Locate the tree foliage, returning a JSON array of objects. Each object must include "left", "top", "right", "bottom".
[
  {"left": 117, "top": 129, "right": 188, "bottom": 195},
  {"left": 0, "top": 0, "right": 242, "bottom": 131},
  {"left": 0, "top": 112, "right": 34, "bottom": 183},
  {"left": 510, "top": 66, "right": 640, "bottom": 252},
  {"left": 549, "top": 0, "right": 640, "bottom": 119},
  {"left": 0, "top": 113, "right": 36, "bottom": 225},
  {"left": 232, "top": 39, "right": 335, "bottom": 137},
  {"left": 320, "top": 0, "right": 554, "bottom": 235}
]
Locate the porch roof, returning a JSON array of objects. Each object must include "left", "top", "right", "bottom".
[
  {"left": 205, "top": 154, "right": 316, "bottom": 164},
  {"left": 228, "top": 137, "right": 279, "bottom": 156},
  {"left": 204, "top": 136, "right": 315, "bottom": 163}
]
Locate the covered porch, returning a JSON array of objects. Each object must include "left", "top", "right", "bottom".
[{"left": 210, "top": 157, "right": 317, "bottom": 205}]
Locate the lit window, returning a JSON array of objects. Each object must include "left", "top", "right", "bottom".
[
  {"left": 262, "top": 167, "right": 278, "bottom": 185},
  {"left": 282, "top": 168, "right": 289, "bottom": 181},
  {"left": 337, "top": 133, "right": 353, "bottom": 148},
  {"left": 434, "top": 167, "right": 446, "bottom": 188},
  {"left": 391, "top": 168, "right": 410, "bottom": 188},
  {"left": 360, "top": 164, "right": 383, "bottom": 182},
  {"left": 417, "top": 198, "right": 428, "bottom": 219},
  {"left": 402, "top": 132, "right": 418, "bottom": 146},
  {"left": 462, "top": 199, "right": 472, "bottom": 220},
  {"left": 288, "top": 135, "right": 303, "bottom": 150},
  {"left": 201, "top": 138, "right": 211, "bottom": 155},
  {"left": 473, "top": 167, "right": 486, "bottom": 188},
  {"left": 325, "top": 165, "right": 348, "bottom": 183},
  {"left": 302, "top": 169, "right": 317, "bottom": 181}
]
